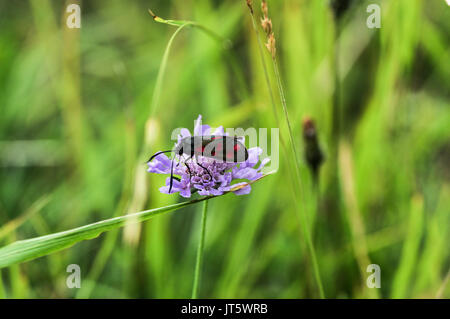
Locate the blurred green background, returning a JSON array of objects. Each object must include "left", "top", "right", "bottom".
[{"left": 0, "top": 0, "right": 449, "bottom": 298}]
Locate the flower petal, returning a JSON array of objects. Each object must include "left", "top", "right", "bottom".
[
  {"left": 258, "top": 157, "right": 271, "bottom": 171},
  {"left": 233, "top": 167, "right": 258, "bottom": 180},
  {"left": 209, "top": 188, "right": 223, "bottom": 196},
  {"left": 212, "top": 125, "right": 225, "bottom": 136},
  {"left": 147, "top": 153, "right": 173, "bottom": 174},
  {"left": 194, "top": 115, "right": 211, "bottom": 136},
  {"left": 179, "top": 187, "right": 192, "bottom": 198},
  {"left": 231, "top": 183, "right": 252, "bottom": 195}
]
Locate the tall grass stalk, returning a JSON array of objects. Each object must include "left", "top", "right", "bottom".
[
  {"left": 192, "top": 200, "right": 209, "bottom": 299},
  {"left": 147, "top": 9, "right": 229, "bottom": 127},
  {"left": 149, "top": 22, "right": 191, "bottom": 118},
  {"left": 246, "top": 8, "right": 280, "bottom": 128},
  {"left": 245, "top": 1, "right": 325, "bottom": 298},
  {"left": 0, "top": 270, "right": 5, "bottom": 298},
  {"left": 436, "top": 268, "right": 450, "bottom": 299},
  {"left": 339, "top": 140, "right": 379, "bottom": 298},
  {"left": 273, "top": 58, "right": 325, "bottom": 299},
  {"left": 331, "top": 13, "right": 341, "bottom": 156}
]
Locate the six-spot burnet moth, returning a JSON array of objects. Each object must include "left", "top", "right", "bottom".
[{"left": 147, "top": 135, "right": 249, "bottom": 193}]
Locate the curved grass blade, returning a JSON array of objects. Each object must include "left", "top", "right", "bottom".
[
  {"left": 0, "top": 198, "right": 208, "bottom": 269},
  {"left": 149, "top": 23, "right": 190, "bottom": 117},
  {"left": 0, "top": 195, "right": 51, "bottom": 240},
  {"left": 148, "top": 9, "right": 225, "bottom": 44},
  {"left": 0, "top": 172, "right": 274, "bottom": 269}
]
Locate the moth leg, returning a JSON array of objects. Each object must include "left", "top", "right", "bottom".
[
  {"left": 169, "top": 155, "right": 175, "bottom": 193},
  {"left": 184, "top": 155, "right": 193, "bottom": 181},
  {"left": 195, "top": 155, "right": 213, "bottom": 180}
]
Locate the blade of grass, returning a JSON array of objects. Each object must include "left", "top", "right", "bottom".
[
  {"left": 245, "top": 1, "right": 324, "bottom": 298},
  {"left": 0, "top": 200, "right": 204, "bottom": 269},
  {"left": 0, "top": 195, "right": 51, "bottom": 240},
  {"left": 391, "top": 194, "right": 424, "bottom": 298},
  {"left": 148, "top": 9, "right": 225, "bottom": 44},
  {"left": 76, "top": 120, "right": 136, "bottom": 299},
  {"left": 191, "top": 199, "right": 209, "bottom": 299},
  {"left": 246, "top": 5, "right": 280, "bottom": 128},
  {"left": 339, "top": 140, "right": 379, "bottom": 298},
  {"left": 0, "top": 270, "right": 5, "bottom": 298},
  {"left": 148, "top": 22, "right": 191, "bottom": 118},
  {"left": 0, "top": 173, "right": 273, "bottom": 269},
  {"left": 274, "top": 50, "right": 325, "bottom": 300},
  {"left": 147, "top": 9, "right": 229, "bottom": 119},
  {"left": 436, "top": 268, "right": 450, "bottom": 299}
]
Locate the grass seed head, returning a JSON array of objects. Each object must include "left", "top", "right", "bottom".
[
  {"left": 260, "top": 0, "right": 276, "bottom": 59},
  {"left": 265, "top": 33, "right": 276, "bottom": 59},
  {"left": 246, "top": 0, "right": 254, "bottom": 14},
  {"left": 261, "top": 16, "right": 272, "bottom": 34},
  {"left": 302, "top": 117, "right": 324, "bottom": 179}
]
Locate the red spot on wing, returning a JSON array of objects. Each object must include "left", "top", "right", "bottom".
[
  {"left": 195, "top": 146, "right": 204, "bottom": 153},
  {"left": 234, "top": 144, "right": 239, "bottom": 151}
]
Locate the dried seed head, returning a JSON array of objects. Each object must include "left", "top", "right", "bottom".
[
  {"left": 302, "top": 117, "right": 316, "bottom": 139},
  {"left": 330, "top": 0, "right": 352, "bottom": 19},
  {"left": 302, "top": 117, "right": 324, "bottom": 180},
  {"left": 260, "top": 16, "right": 272, "bottom": 34},
  {"left": 260, "top": 0, "right": 276, "bottom": 60},
  {"left": 265, "top": 33, "right": 276, "bottom": 59},
  {"left": 246, "top": 0, "right": 253, "bottom": 14},
  {"left": 261, "top": 0, "right": 269, "bottom": 17}
]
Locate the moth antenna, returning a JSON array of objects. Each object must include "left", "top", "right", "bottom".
[
  {"left": 169, "top": 154, "right": 176, "bottom": 193},
  {"left": 147, "top": 150, "right": 174, "bottom": 163}
]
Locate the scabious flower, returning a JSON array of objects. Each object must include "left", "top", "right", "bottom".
[{"left": 147, "top": 115, "right": 270, "bottom": 198}]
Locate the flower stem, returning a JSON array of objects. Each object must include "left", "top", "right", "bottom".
[{"left": 191, "top": 199, "right": 209, "bottom": 299}]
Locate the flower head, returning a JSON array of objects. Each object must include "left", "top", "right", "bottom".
[{"left": 147, "top": 115, "right": 269, "bottom": 198}]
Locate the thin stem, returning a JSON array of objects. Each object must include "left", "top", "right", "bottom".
[
  {"left": 248, "top": 11, "right": 280, "bottom": 127},
  {"left": 148, "top": 10, "right": 229, "bottom": 119},
  {"left": 272, "top": 58, "right": 325, "bottom": 299},
  {"left": 149, "top": 23, "right": 191, "bottom": 118},
  {"left": 245, "top": 3, "right": 325, "bottom": 298},
  {"left": 328, "top": 15, "right": 340, "bottom": 187},
  {"left": 191, "top": 199, "right": 209, "bottom": 299},
  {"left": 272, "top": 58, "right": 302, "bottom": 171},
  {"left": 332, "top": 26, "right": 341, "bottom": 150},
  {"left": 148, "top": 9, "right": 225, "bottom": 45},
  {"left": 436, "top": 267, "right": 450, "bottom": 299}
]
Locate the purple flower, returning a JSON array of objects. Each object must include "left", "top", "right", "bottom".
[{"left": 147, "top": 115, "right": 269, "bottom": 198}]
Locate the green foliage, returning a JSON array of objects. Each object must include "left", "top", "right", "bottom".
[
  {"left": 0, "top": 198, "right": 208, "bottom": 269},
  {"left": 0, "top": 0, "right": 448, "bottom": 298}
]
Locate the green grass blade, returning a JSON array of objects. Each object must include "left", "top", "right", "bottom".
[
  {"left": 0, "top": 195, "right": 51, "bottom": 240},
  {"left": 148, "top": 9, "right": 192, "bottom": 27},
  {"left": 191, "top": 199, "right": 209, "bottom": 299},
  {"left": 148, "top": 9, "right": 225, "bottom": 45},
  {"left": 0, "top": 173, "right": 273, "bottom": 269},
  {"left": 391, "top": 195, "right": 424, "bottom": 298},
  {"left": 148, "top": 23, "right": 190, "bottom": 118},
  {"left": 0, "top": 198, "right": 209, "bottom": 269}
]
